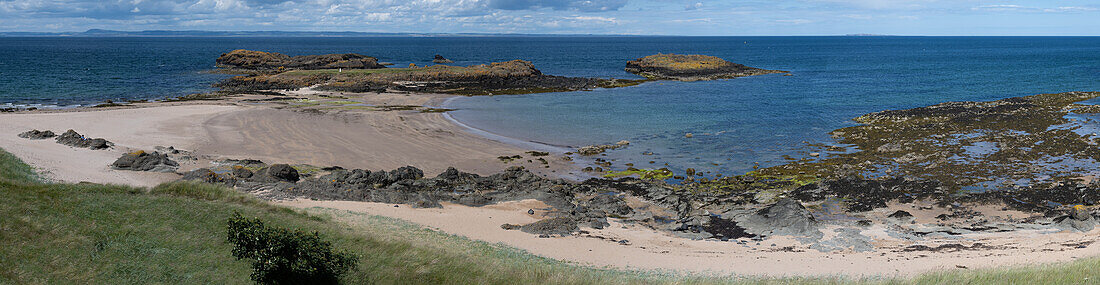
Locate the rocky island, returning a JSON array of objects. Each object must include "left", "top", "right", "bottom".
[
  {"left": 212, "top": 50, "right": 787, "bottom": 96},
  {"left": 215, "top": 49, "right": 386, "bottom": 71},
  {"left": 214, "top": 49, "right": 642, "bottom": 95},
  {"left": 625, "top": 53, "right": 788, "bottom": 81}
]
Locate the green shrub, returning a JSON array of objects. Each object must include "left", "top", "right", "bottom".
[{"left": 227, "top": 212, "right": 358, "bottom": 284}]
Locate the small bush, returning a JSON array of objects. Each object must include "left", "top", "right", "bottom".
[{"left": 227, "top": 212, "right": 358, "bottom": 284}]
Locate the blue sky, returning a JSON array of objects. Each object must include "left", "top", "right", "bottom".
[{"left": 0, "top": 0, "right": 1098, "bottom": 35}]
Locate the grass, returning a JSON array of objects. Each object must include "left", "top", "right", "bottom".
[{"left": 2, "top": 147, "right": 1100, "bottom": 284}]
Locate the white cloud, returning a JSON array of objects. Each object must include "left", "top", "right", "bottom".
[
  {"left": 775, "top": 19, "right": 812, "bottom": 24},
  {"left": 972, "top": 4, "right": 1098, "bottom": 13},
  {"left": 568, "top": 15, "right": 618, "bottom": 23}
]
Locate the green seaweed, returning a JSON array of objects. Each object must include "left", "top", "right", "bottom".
[{"left": 604, "top": 168, "right": 674, "bottom": 180}]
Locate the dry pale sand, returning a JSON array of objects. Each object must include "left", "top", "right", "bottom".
[
  {"left": 0, "top": 104, "right": 240, "bottom": 187},
  {"left": 194, "top": 93, "right": 561, "bottom": 176},
  {"left": 282, "top": 199, "right": 1100, "bottom": 277},
  {"left": 0, "top": 91, "right": 575, "bottom": 186}
]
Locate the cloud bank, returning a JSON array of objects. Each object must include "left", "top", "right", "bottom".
[{"left": 0, "top": 0, "right": 1097, "bottom": 35}]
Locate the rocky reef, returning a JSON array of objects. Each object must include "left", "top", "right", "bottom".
[
  {"left": 625, "top": 54, "right": 787, "bottom": 81},
  {"left": 216, "top": 49, "right": 386, "bottom": 72},
  {"left": 216, "top": 58, "right": 644, "bottom": 95}
]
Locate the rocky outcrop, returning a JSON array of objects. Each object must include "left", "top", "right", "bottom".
[
  {"left": 18, "top": 130, "right": 55, "bottom": 139},
  {"left": 432, "top": 54, "right": 454, "bottom": 64},
  {"left": 54, "top": 129, "right": 112, "bottom": 150},
  {"left": 576, "top": 140, "right": 630, "bottom": 156},
  {"left": 1055, "top": 205, "right": 1096, "bottom": 232},
  {"left": 254, "top": 164, "right": 300, "bottom": 183},
  {"left": 518, "top": 217, "right": 577, "bottom": 236},
  {"left": 213, "top": 51, "right": 644, "bottom": 95},
  {"left": 111, "top": 150, "right": 179, "bottom": 172},
  {"left": 216, "top": 49, "right": 385, "bottom": 71},
  {"left": 738, "top": 199, "right": 819, "bottom": 237},
  {"left": 625, "top": 54, "right": 787, "bottom": 81}
]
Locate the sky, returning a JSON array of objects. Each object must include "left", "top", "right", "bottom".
[{"left": 0, "top": 0, "right": 1098, "bottom": 35}]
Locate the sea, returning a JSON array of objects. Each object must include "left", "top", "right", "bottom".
[{"left": 2, "top": 36, "right": 1099, "bottom": 176}]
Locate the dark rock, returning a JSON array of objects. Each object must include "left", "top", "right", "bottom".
[
  {"left": 1055, "top": 205, "right": 1096, "bottom": 232},
  {"left": 230, "top": 166, "right": 254, "bottom": 178},
  {"left": 255, "top": 164, "right": 300, "bottom": 182},
  {"left": 790, "top": 177, "right": 942, "bottom": 212},
  {"left": 111, "top": 151, "right": 179, "bottom": 172},
  {"left": 217, "top": 49, "right": 385, "bottom": 71},
  {"left": 703, "top": 216, "right": 757, "bottom": 239},
  {"left": 54, "top": 129, "right": 112, "bottom": 150},
  {"left": 388, "top": 166, "right": 424, "bottom": 182},
  {"left": 218, "top": 159, "right": 266, "bottom": 167},
  {"left": 182, "top": 168, "right": 237, "bottom": 185},
  {"left": 520, "top": 217, "right": 578, "bottom": 236},
  {"left": 18, "top": 130, "right": 55, "bottom": 139},
  {"left": 583, "top": 194, "right": 633, "bottom": 217},
  {"left": 432, "top": 54, "right": 454, "bottom": 64},
  {"left": 888, "top": 210, "right": 913, "bottom": 219},
  {"left": 739, "top": 198, "right": 819, "bottom": 237}
]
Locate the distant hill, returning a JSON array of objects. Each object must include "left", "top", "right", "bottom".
[{"left": 0, "top": 29, "right": 636, "bottom": 37}]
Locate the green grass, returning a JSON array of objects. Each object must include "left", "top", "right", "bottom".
[{"left": 2, "top": 147, "right": 1099, "bottom": 284}]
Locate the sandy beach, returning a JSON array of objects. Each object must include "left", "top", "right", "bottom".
[
  {"left": 3, "top": 90, "right": 1099, "bottom": 278},
  {"left": 0, "top": 91, "right": 576, "bottom": 185},
  {"left": 281, "top": 198, "right": 1100, "bottom": 277}
]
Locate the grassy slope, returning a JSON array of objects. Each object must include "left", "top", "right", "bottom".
[{"left": 1, "top": 147, "right": 1098, "bottom": 284}]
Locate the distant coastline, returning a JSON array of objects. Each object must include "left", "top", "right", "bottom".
[{"left": 0, "top": 29, "right": 663, "bottom": 37}]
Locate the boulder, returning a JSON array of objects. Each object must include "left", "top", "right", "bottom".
[
  {"left": 54, "top": 129, "right": 112, "bottom": 150},
  {"left": 1055, "top": 205, "right": 1096, "bottom": 232},
  {"left": 18, "top": 129, "right": 55, "bottom": 139},
  {"left": 111, "top": 150, "right": 179, "bottom": 172},
  {"left": 738, "top": 198, "right": 819, "bottom": 237},
  {"left": 519, "top": 217, "right": 578, "bottom": 236}
]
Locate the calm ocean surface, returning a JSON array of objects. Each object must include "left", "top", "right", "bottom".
[{"left": 2, "top": 36, "right": 1099, "bottom": 175}]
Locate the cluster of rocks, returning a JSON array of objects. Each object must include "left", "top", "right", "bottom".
[
  {"left": 211, "top": 51, "right": 647, "bottom": 95},
  {"left": 19, "top": 129, "right": 112, "bottom": 150},
  {"left": 216, "top": 49, "right": 385, "bottom": 71},
  {"left": 111, "top": 150, "right": 179, "bottom": 172},
  {"left": 576, "top": 140, "right": 630, "bottom": 156},
  {"left": 183, "top": 163, "right": 302, "bottom": 186},
  {"left": 55, "top": 130, "right": 112, "bottom": 150},
  {"left": 17, "top": 129, "right": 55, "bottom": 139}
]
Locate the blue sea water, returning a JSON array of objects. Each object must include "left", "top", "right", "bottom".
[{"left": 2, "top": 36, "right": 1099, "bottom": 176}]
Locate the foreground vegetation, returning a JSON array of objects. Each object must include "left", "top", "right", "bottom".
[{"left": 1, "top": 147, "right": 1098, "bottom": 284}]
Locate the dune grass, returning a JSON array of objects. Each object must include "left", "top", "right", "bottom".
[{"left": 1, "top": 147, "right": 1099, "bottom": 284}]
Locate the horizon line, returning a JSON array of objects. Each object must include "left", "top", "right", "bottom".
[{"left": 2, "top": 29, "right": 1100, "bottom": 37}]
